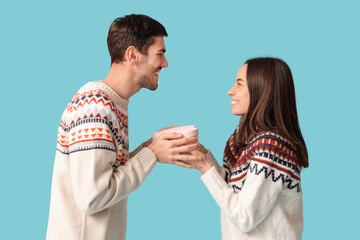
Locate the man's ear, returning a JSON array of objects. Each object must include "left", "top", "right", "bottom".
[{"left": 125, "top": 46, "right": 139, "bottom": 64}]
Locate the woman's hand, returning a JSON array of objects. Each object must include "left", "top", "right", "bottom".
[
  {"left": 148, "top": 133, "right": 201, "bottom": 168},
  {"left": 184, "top": 149, "right": 212, "bottom": 174},
  {"left": 198, "top": 143, "right": 208, "bottom": 155}
]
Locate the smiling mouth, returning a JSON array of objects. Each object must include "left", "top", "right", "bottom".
[
  {"left": 231, "top": 100, "right": 239, "bottom": 104},
  {"left": 155, "top": 67, "right": 162, "bottom": 76}
]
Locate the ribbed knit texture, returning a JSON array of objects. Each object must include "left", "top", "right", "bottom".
[
  {"left": 201, "top": 131, "right": 303, "bottom": 240},
  {"left": 47, "top": 81, "right": 157, "bottom": 240}
]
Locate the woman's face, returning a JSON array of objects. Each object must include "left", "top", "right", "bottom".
[{"left": 228, "top": 64, "right": 250, "bottom": 116}]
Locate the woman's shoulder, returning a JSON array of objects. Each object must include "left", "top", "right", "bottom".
[
  {"left": 250, "top": 131, "right": 292, "bottom": 147},
  {"left": 247, "top": 131, "right": 301, "bottom": 167},
  {"left": 248, "top": 132, "right": 296, "bottom": 158}
]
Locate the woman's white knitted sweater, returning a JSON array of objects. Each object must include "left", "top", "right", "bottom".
[{"left": 201, "top": 132, "right": 303, "bottom": 240}]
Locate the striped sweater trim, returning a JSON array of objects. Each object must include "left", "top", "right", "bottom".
[
  {"left": 223, "top": 131, "right": 302, "bottom": 191},
  {"left": 224, "top": 131, "right": 300, "bottom": 169},
  {"left": 58, "top": 113, "right": 127, "bottom": 148},
  {"left": 63, "top": 89, "right": 128, "bottom": 129},
  {"left": 253, "top": 157, "right": 300, "bottom": 181},
  {"left": 56, "top": 84, "right": 130, "bottom": 166}
]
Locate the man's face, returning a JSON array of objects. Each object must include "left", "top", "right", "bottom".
[{"left": 137, "top": 36, "right": 168, "bottom": 91}]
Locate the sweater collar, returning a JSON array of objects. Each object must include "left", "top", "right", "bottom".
[{"left": 86, "top": 81, "right": 129, "bottom": 112}]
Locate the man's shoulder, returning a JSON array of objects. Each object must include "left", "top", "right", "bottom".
[
  {"left": 72, "top": 81, "right": 111, "bottom": 101},
  {"left": 67, "top": 82, "right": 116, "bottom": 112},
  {"left": 59, "top": 82, "right": 118, "bottom": 125}
]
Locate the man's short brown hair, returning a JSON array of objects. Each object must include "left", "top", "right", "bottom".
[{"left": 107, "top": 14, "right": 168, "bottom": 64}]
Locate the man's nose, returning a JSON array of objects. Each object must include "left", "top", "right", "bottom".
[{"left": 162, "top": 57, "right": 169, "bottom": 68}]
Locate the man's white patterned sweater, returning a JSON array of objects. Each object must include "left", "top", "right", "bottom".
[{"left": 47, "top": 81, "right": 157, "bottom": 240}]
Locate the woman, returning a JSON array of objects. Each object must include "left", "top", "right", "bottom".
[{"left": 186, "top": 57, "right": 308, "bottom": 239}]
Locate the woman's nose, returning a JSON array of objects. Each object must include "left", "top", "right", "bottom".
[{"left": 228, "top": 85, "right": 235, "bottom": 96}]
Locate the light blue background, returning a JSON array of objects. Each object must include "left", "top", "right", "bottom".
[{"left": 1, "top": 0, "right": 359, "bottom": 239}]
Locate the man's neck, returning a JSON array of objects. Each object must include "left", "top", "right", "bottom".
[{"left": 101, "top": 63, "right": 140, "bottom": 100}]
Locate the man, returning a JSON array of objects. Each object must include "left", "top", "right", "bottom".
[{"left": 46, "top": 14, "right": 200, "bottom": 240}]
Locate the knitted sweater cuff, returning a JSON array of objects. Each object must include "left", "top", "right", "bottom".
[
  {"left": 134, "top": 147, "right": 157, "bottom": 172},
  {"left": 201, "top": 166, "right": 228, "bottom": 195},
  {"left": 130, "top": 143, "right": 144, "bottom": 158},
  {"left": 205, "top": 149, "right": 220, "bottom": 168},
  {"left": 204, "top": 149, "right": 225, "bottom": 179}
]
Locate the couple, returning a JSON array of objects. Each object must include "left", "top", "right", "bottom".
[{"left": 46, "top": 14, "right": 308, "bottom": 240}]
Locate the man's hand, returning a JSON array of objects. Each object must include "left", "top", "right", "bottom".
[
  {"left": 143, "top": 126, "right": 177, "bottom": 147},
  {"left": 148, "top": 133, "right": 201, "bottom": 168}
]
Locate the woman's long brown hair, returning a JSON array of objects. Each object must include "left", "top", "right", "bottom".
[{"left": 234, "top": 57, "right": 309, "bottom": 168}]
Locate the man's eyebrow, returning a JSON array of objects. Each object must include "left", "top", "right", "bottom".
[{"left": 159, "top": 49, "right": 166, "bottom": 53}]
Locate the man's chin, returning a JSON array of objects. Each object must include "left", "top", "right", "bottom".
[
  {"left": 148, "top": 79, "right": 159, "bottom": 91},
  {"left": 138, "top": 76, "right": 158, "bottom": 91},
  {"left": 143, "top": 82, "right": 158, "bottom": 91},
  {"left": 147, "top": 84, "right": 158, "bottom": 91}
]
